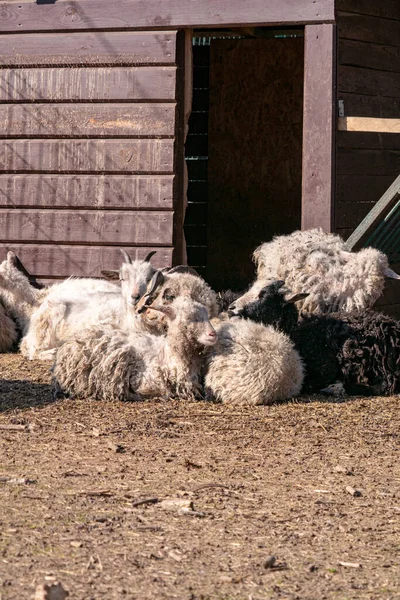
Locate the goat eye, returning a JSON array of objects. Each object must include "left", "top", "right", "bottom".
[{"left": 164, "top": 294, "right": 175, "bottom": 302}]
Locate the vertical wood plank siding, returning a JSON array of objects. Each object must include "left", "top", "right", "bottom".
[
  {"left": 302, "top": 24, "right": 336, "bottom": 232},
  {"left": 0, "top": 32, "right": 178, "bottom": 279}
]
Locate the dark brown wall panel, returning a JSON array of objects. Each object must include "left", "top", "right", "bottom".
[
  {"left": 338, "top": 93, "right": 400, "bottom": 118},
  {"left": 337, "top": 174, "right": 396, "bottom": 203},
  {"left": 0, "top": 32, "right": 177, "bottom": 66},
  {"left": 335, "top": 2, "right": 400, "bottom": 240},
  {"left": 0, "top": 210, "right": 173, "bottom": 245},
  {"left": 336, "top": 0, "right": 400, "bottom": 19},
  {"left": 339, "top": 39, "right": 400, "bottom": 73},
  {"left": 338, "top": 66, "right": 400, "bottom": 98},
  {"left": 338, "top": 13, "right": 400, "bottom": 46},
  {"left": 337, "top": 149, "right": 400, "bottom": 176},
  {"left": 0, "top": 140, "right": 174, "bottom": 173},
  {"left": 206, "top": 37, "right": 304, "bottom": 290},
  {"left": 0, "top": 104, "right": 175, "bottom": 138},
  {"left": 0, "top": 175, "right": 174, "bottom": 209},
  {"left": 0, "top": 68, "right": 177, "bottom": 102},
  {"left": 0, "top": 0, "right": 334, "bottom": 33},
  {"left": 0, "top": 244, "right": 173, "bottom": 278}
]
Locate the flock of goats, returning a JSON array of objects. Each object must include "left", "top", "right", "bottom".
[{"left": 0, "top": 228, "right": 399, "bottom": 405}]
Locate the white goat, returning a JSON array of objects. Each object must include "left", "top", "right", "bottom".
[
  {"left": 53, "top": 296, "right": 218, "bottom": 402},
  {"left": 18, "top": 251, "right": 159, "bottom": 360}
]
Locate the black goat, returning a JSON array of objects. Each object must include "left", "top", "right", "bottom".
[{"left": 236, "top": 281, "right": 400, "bottom": 396}]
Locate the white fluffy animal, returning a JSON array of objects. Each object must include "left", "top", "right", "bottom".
[
  {"left": 53, "top": 296, "right": 218, "bottom": 402},
  {"left": 230, "top": 228, "right": 399, "bottom": 315},
  {"left": 204, "top": 317, "right": 304, "bottom": 405},
  {"left": 19, "top": 251, "right": 159, "bottom": 360}
]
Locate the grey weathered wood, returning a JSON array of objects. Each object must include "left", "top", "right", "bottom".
[
  {"left": 0, "top": 175, "right": 174, "bottom": 209},
  {"left": 339, "top": 39, "right": 400, "bottom": 74},
  {"left": 338, "top": 66, "right": 400, "bottom": 98},
  {"left": 0, "top": 104, "right": 175, "bottom": 137},
  {"left": 338, "top": 12, "right": 400, "bottom": 47},
  {"left": 0, "top": 244, "right": 173, "bottom": 277},
  {"left": 0, "top": 67, "right": 177, "bottom": 102},
  {"left": 0, "top": 210, "right": 173, "bottom": 245},
  {"left": 0, "top": 0, "right": 335, "bottom": 32},
  {"left": 302, "top": 24, "right": 336, "bottom": 232},
  {"left": 345, "top": 174, "right": 400, "bottom": 250},
  {"left": 0, "top": 140, "right": 174, "bottom": 173},
  {"left": 0, "top": 32, "right": 176, "bottom": 65}
]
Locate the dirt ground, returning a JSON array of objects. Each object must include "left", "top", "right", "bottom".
[{"left": 0, "top": 354, "right": 399, "bottom": 600}]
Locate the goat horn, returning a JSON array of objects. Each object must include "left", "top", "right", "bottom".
[
  {"left": 144, "top": 250, "right": 156, "bottom": 263},
  {"left": 384, "top": 267, "right": 400, "bottom": 280},
  {"left": 120, "top": 249, "right": 132, "bottom": 264},
  {"left": 167, "top": 265, "right": 200, "bottom": 276}
]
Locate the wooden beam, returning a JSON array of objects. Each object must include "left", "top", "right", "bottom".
[
  {"left": 0, "top": 0, "right": 335, "bottom": 33},
  {"left": 345, "top": 174, "right": 400, "bottom": 250},
  {"left": 302, "top": 24, "right": 336, "bottom": 232},
  {"left": 338, "top": 117, "right": 400, "bottom": 133}
]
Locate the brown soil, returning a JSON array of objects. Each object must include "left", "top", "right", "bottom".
[{"left": 0, "top": 353, "right": 399, "bottom": 600}]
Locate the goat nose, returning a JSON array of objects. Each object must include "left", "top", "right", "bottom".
[{"left": 228, "top": 302, "right": 236, "bottom": 311}]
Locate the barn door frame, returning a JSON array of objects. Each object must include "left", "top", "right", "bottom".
[{"left": 302, "top": 23, "right": 337, "bottom": 232}]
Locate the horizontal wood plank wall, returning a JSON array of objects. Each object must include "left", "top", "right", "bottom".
[
  {"left": 336, "top": 0, "right": 400, "bottom": 316},
  {"left": 0, "top": 0, "right": 334, "bottom": 32},
  {"left": 0, "top": 31, "right": 177, "bottom": 280}
]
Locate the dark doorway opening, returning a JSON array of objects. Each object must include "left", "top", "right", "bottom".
[{"left": 184, "top": 30, "right": 304, "bottom": 291}]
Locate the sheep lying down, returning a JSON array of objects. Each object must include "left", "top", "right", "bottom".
[
  {"left": 234, "top": 280, "right": 400, "bottom": 397},
  {"left": 230, "top": 228, "right": 400, "bottom": 316},
  {"left": 53, "top": 297, "right": 218, "bottom": 402}
]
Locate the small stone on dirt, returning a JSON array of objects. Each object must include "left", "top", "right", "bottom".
[
  {"left": 160, "top": 498, "right": 194, "bottom": 513},
  {"left": 34, "top": 582, "right": 69, "bottom": 600},
  {"left": 334, "top": 465, "right": 353, "bottom": 475},
  {"left": 346, "top": 486, "right": 362, "bottom": 497},
  {"left": 264, "top": 555, "right": 276, "bottom": 569}
]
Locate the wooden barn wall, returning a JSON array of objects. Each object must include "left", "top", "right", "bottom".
[
  {"left": 335, "top": 0, "right": 400, "bottom": 316},
  {"left": 0, "top": 30, "right": 180, "bottom": 280}
]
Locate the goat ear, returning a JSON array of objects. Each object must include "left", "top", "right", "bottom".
[
  {"left": 6, "top": 251, "right": 18, "bottom": 267},
  {"left": 286, "top": 292, "right": 309, "bottom": 304},
  {"left": 120, "top": 249, "right": 132, "bottom": 264},
  {"left": 147, "top": 304, "right": 176, "bottom": 321},
  {"left": 101, "top": 269, "right": 120, "bottom": 281},
  {"left": 144, "top": 250, "right": 156, "bottom": 263}
]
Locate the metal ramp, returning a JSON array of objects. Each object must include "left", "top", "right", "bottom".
[{"left": 345, "top": 174, "right": 400, "bottom": 263}]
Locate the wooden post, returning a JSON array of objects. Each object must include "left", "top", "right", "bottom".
[
  {"left": 302, "top": 24, "right": 336, "bottom": 232},
  {"left": 173, "top": 29, "right": 193, "bottom": 265}
]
